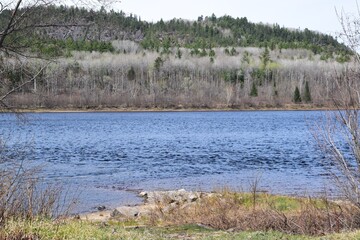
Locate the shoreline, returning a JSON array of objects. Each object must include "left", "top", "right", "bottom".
[
  {"left": 2, "top": 104, "right": 342, "bottom": 113},
  {"left": 79, "top": 188, "right": 347, "bottom": 222}
]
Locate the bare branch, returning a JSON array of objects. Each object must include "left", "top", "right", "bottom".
[
  {"left": 0, "top": 62, "right": 50, "bottom": 108},
  {"left": 0, "top": 0, "right": 23, "bottom": 49}
]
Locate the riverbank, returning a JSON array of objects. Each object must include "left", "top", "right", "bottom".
[
  {"left": 2, "top": 189, "right": 360, "bottom": 239},
  {"left": 2, "top": 103, "right": 342, "bottom": 113}
]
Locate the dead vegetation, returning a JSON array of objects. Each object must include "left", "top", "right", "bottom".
[
  {"left": 146, "top": 189, "right": 360, "bottom": 236},
  {"left": 0, "top": 136, "right": 76, "bottom": 226}
]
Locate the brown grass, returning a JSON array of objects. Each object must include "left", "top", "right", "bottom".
[
  {"left": 0, "top": 138, "right": 75, "bottom": 226},
  {"left": 147, "top": 190, "right": 360, "bottom": 236}
]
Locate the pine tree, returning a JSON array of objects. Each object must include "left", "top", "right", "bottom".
[
  {"left": 154, "top": 57, "right": 163, "bottom": 71},
  {"left": 250, "top": 82, "right": 258, "bottom": 97},
  {"left": 127, "top": 66, "right": 136, "bottom": 81},
  {"left": 303, "top": 81, "right": 312, "bottom": 103},
  {"left": 293, "top": 87, "right": 302, "bottom": 103},
  {"left": 176, "top": 47, "right": 182, "bottom": 59},
  {"left": 260, "top": 47, "right": 270, "bottom": 68}
]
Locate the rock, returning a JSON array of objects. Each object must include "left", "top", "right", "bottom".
[
  {"left": 188, "top": 192, "right": 199, "bottom": 202},
  {"left": 111, "top": 206, "right": 140, "bottom": 218},
  {"left": 97, "top": 205, "right": 106, "bottom": 211},
  {"left": 139, "top": 191, "right": 148, "bottom": 198},
  {"left": 81, "top": 189, "right": 212, "bottom": 222},
  {"left": 110, "top": 209, "right": 122, "bottom": 218},
  {"left": 140, "top": 189, "right": 205, "bottom": 205}
]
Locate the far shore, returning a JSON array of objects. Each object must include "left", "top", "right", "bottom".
[{"left": 1, "top": 104, "right": 344, "bottom": 113}]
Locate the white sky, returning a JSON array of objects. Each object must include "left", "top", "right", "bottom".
[{"left": 114, "top": 0, "right": 357, "bottom": 35}]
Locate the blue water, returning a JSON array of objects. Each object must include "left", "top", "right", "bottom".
[{"left": 0, "top": 111, "right": 332, "bottom": 212}]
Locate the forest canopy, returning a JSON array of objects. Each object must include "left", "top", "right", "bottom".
[{"left": 0, "top": 5, "right": 351, "bottom": 58}]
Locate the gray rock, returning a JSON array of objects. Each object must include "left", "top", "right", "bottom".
[
  {"left": 139, "top": 191, "right": 148, "bottom": 198},
  {"left": 97, "top": 205, "right": 106, "bottom": 211},
  {"left": 112, "top": 206, "right": 140, "bottom": 218},
  {"left": 138, "top": 189, "right": 211, "bottom": 209}
]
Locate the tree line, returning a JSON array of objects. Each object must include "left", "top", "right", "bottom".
[
  {"left": 1, "top": 43, "right": 348, "bottom": 109},
  {"left": 0, "top": 4, "right": 353, "bottom": 110}
]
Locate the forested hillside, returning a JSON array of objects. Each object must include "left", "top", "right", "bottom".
[{"left": 0, "top": 5, "right": 353, "bottom": 109}]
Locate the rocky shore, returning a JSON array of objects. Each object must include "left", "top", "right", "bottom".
[{"left": 80, "top": 189, "right": 213, "bottom": 222}]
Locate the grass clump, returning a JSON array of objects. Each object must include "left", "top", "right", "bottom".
[{"left": 0, "top": 218, "right": 155, "bottom": 240}]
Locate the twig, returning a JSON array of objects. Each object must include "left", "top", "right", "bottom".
[{"left": 0, "top": 62, "right": 50, "bottom": 107}]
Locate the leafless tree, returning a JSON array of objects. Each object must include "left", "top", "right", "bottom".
[
  {"left": 0, "top": 0, "right": 117, "bottom": 223},
  {"left": 0, "top": 0, "right": 118, "bottom": 110},
  {"left": 314, "top": 4, "right": 360, "bottom": 208}
]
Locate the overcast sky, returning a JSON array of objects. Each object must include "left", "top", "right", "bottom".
[{"left": 114, "top": 0, "right": 357, "bottom": 35}]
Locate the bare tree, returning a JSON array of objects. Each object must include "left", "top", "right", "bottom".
[
  {"left": 0, "top": 0, "right": 118, "bottom": 109},
  {"left": 314, "top": 4, "right": 360, "bottom": 208},
  {"left": 0, "top": 0, "right": 117, "bottom": 223}
]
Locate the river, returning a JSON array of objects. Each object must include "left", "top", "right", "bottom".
[{"left": 0, "top": 111, "right": 334, "bottom": 212}]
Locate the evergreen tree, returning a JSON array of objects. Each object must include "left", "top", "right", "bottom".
[
  {"left": 209, "top": 49, "right": 216, "bottom": 58},
  {"left": 230, "top": 47, "right": 237, "bottom": 56},
  {"left": 293, "top": 87, "right": 302, "bottom": 103},
  {"left": 260, "top": 47, "right": 270, "bottom": 68},
  {"left": 303, "top": 81, "right": 312, "bottom": 103},
  {"left": 154, "top": 57, "right": 163, "bottom": 71},
  {"left": 127, "top": 66, "right": 136, "bottom": 80},
  {"left": 176, "top": 47, "right": 182, "bottom": 59},
  {"left": 250, "top": 82, "right": 258, "bottom": 97}
]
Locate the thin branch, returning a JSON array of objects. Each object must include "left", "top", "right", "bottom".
[
  {"left": 0, "top": 63, "right": 50, "bottom": 107},
  {"left": 0, "top": 0, "right": 22, "bottom": 49}
]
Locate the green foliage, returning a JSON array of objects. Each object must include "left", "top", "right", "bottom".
[
  {"left": 176, "top": 47, "right": 182, "bottom": 59},
  {"left": 200, "top": 48, "right": 207, "bottom": 57},
  {"left": 230, "top": 47, "right": 238, "bottom": 56},
  {"left": 4, "top": 67, "right": 25, "bottom": 88},
  {"left": 260, "top": 47, "right": 271, "bottom": 68},
  {"left": 336, "top": 52, "right": 351, "bottom": 63},
  {"left": 252, "top": 69, "right": 265, "bottom": 84},
  {"left": 250, "top": 82, "right": 258, "bottom": 97},
  {"left": 242, "top": 51, "right": 252, "bottom": 65},
  {"left": 5, "top": 218, "right": 356, "bottom": 240},
  {"left": 273, "top": 81, "right": 278, "bottom": 97},
  {"left": 223, "top": 69, "right": 244, "bottom": 84},
  {"left": 320, "top": 52, "right": 333, "bottom": 61},
  {"left": 209, "top": 49, "right": 216, "bottom": 57},
  {"left": 4, "top": 5, "right": 350, "bottom": 57},
  {"left": 161, "top": 37, "right": 171, "bottom": 55},
  {"left": 154, "top": 57, "right": 164, "bottom": 71},
  {"left": 225, "top": 47, "right": 238, "bottom": 56},
  {"left": 190, "top": 47, "right": 200, "bottom": 56},
  {"left": 65, "top": 39, "right": 115, "bottom": 53},
  {"left": 303, "top": 81, "right": 311, "bottom": 103},
  {"left": 27, "top": 37, "right": 115, "bottom": 57},
  {"left": 293, "top": 87, "right": 302, "bottom": 103}
]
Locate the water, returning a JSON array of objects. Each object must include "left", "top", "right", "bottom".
[{"left": 0, "top": 111, "right": 332, "bottom": 212}]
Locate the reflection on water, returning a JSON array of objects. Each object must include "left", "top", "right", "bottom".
[{"left": 0, "top": 111, "right": 332, "bottom": 212}]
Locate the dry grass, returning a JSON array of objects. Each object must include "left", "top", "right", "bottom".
[
  {"left": 0, "top": 137, "right": 75, "bottom": 226},
  {"left": 147, "top": 190, "right": 360, "bottom": 236}
]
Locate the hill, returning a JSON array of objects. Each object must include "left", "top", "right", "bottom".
[
  {"left": 0, "top": 5, "right": 354, "bottom": 110},
  {"left": 0, "top": 5, "right": 351, "bottom": 60}
]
